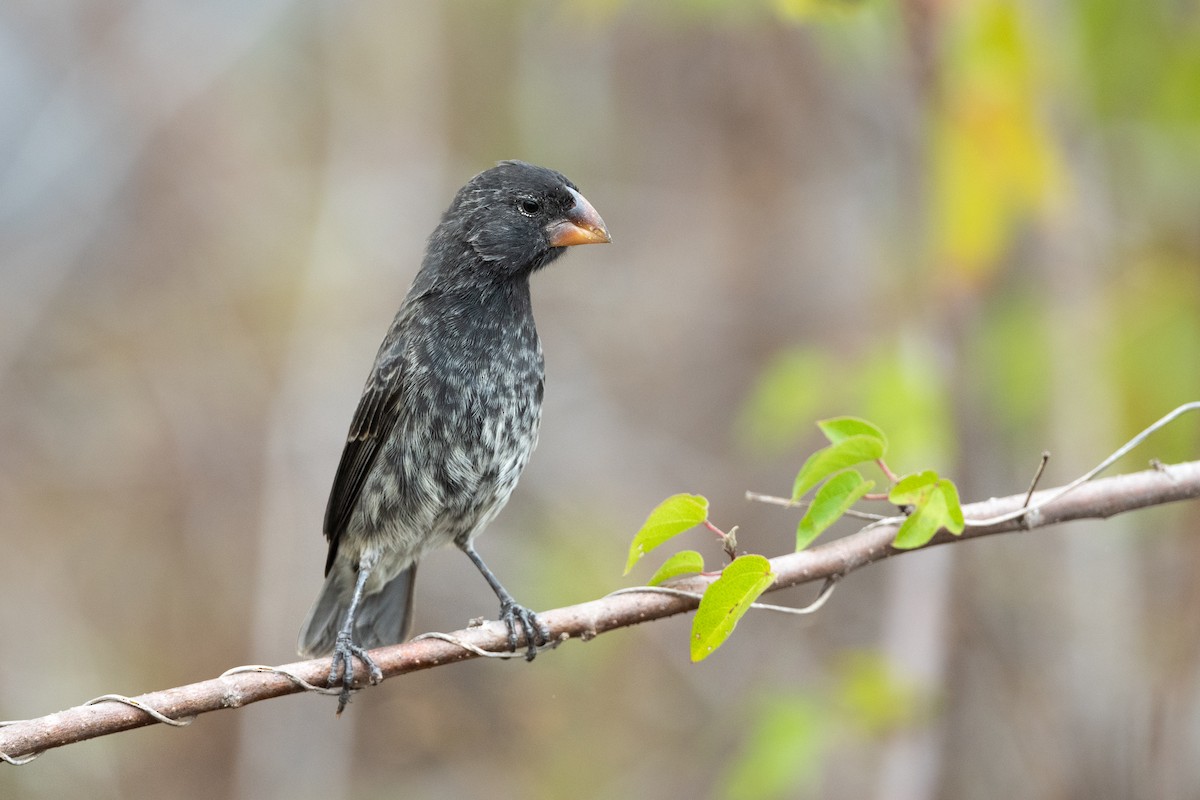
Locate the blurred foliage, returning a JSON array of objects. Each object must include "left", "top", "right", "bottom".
[
  {"left": 1078, "top": 0, "right": 1200, "bottom": 126},
  {"left": 852, "top": 344, "right": 954, "bottom": 472},
  {"left": 736, "top": 348, "right": 831, "bottom": 456},
  {"left": 1104, "top": 258, "right": 1200, "bottom": 463},
  {"left": 739, "top": 341, "right": 953, "bottom": 474},
  {"left": 931, "top": 0, "right": 1066, "bottom": 278},
  {"left": 970, "top": 289, "right": 1052, "bottom": 442},
  {"left": 571, "top": 0, "right": 870, "bottom": 25},
  {"left": 719, "top": 693, "right": 825, "bottom": 800},
  {"left": 719, "top": 653, "right": 927, "bottom": 800},
  {"left": 833, "top": 650, "right": 925, "bottom": 735}
]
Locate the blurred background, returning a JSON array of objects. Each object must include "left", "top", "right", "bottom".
[{"left": 1, "top": 0, "right": 1198, "bottom": 798}]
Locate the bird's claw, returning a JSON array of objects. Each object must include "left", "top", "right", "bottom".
[
  {"left": 328, "top": 634, "right": 382, "bottom": 714},
  {"left": 499, "top": 601, "right": 551, "bottom": 661}
]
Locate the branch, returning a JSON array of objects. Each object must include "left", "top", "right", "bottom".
[{"left": 3, "top": 460, "right": 1198, "bottom": 764}]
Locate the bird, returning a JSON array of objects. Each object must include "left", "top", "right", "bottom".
[{"left": 297, "top": 160, "right": 610, "bottom": 712}]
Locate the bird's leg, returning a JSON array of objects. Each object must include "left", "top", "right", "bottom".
[
  {"left": 460, "top": 542, "right": 550, "bottom": 660},
  {"left": 328, "top": 558, "right": 384, "bottom": 713}
]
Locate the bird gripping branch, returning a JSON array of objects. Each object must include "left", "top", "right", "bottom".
[{"left": 297, "top": 161, "right": 611, "bottom": 713}]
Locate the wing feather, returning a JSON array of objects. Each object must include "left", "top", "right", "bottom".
[{"left": 321, "top": 339, "right": 408, "bottom": 575}]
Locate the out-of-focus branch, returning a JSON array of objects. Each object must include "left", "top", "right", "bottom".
[{"left": 2, "top": 460, "right": 1198, "bottom": 764}]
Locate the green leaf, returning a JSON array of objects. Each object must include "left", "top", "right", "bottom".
[
  {"left": 889, "top": 473, "right": 965, "bottom": 548},
  {"left": 624, "top": 494, "right": 709, "bottom": 575},
  {"left": 691, "top": 555, "right": 774, "bottom": 662},
  {"left": 648, "top": 550, "right": 705, "bottom": 586},
  {"left": 816, "top": 416, "right": 888, "bottom": 454},
  {"left": 888, "top": 470, "right": 939, "bottom": 505},
  {"left": 796, "top": 470, "right": 875, "bottom": 551},
  {"left": 792, "top": 435, "right": 886, "bottom": 499},
  {"left": 891, "top": 505, "right": 941, "bottom": 549},
  {"left": 937, "top": 479, "right": 965, "bottom": 534}
]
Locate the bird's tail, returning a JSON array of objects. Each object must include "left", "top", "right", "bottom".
[{"left": 297, "top": 565, "right": 417, "bottom": 658}]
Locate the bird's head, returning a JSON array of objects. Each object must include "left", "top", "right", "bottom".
[{"left": 437, "top": 161, "right": 610, "bottom": 280}]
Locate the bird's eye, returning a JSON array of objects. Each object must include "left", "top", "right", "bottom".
[{"left": 517, "top": 198, "right": 541, "bottom": 216}]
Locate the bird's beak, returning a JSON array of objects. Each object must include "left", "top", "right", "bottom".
[{"left": 546, "top": 186, "right": 611, "bottom": 247}]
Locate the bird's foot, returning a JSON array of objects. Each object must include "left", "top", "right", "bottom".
[
  {"left": 327, "top": 633, "right": 383, "bottom": 714},
  {"left": 499, "top": 601, "right": 552, "bottom": 661}
]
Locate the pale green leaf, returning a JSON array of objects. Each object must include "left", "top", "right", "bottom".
[
  {"left": 937, "top": 478, "right": 965, "bottom": 534},
  {"left": 792, "top": 435, "right": 886, "bottom": 499},
  {"left": 624, "top": 494, "right": 709, "bottom": 575},
  {"left": 796, "top": 471, "right": 875, "bottom": 551},
  {"left": 648, "top": 550, "right": 705, "bottom": 586},
  {"left": 888, "top": 470, "right": 939, "bottom": 505},
  {"left": 691, "top": 555, "right": 774, "bottom": 662},
  {"left": 816, "top": 416, "right": 888, "bottom": 454},
  {"left": 891, "top": 505, "right": 941, "bottom": 549},
  {"left": 890, "top": 473, "right": 965, "bottom": 548}
]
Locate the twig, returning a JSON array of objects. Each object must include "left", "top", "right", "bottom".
[
  {"left": 1023, "top": 452, "right": 1051, "bottom": 508},
  {"left": 965, "top": 401, "right": 1200, "bottom": 527},
  {"left": 2, "top": 460, "right": 1198, "bottom": 764},
  {"left": 749, "top": 402, "right": 1200, "bottom": 531},
  {"left": 744, "top": 491, "right": 889, "bottom": 522}
]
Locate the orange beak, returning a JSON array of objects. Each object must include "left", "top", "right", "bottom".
[{"left": 546, "top": 186, "right": 611, "bottom": 247}]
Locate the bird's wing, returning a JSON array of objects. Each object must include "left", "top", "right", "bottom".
[{"left": 322, "top": 347, "right": 406, "bottom": 575}]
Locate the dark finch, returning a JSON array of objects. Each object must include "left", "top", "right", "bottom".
[{"left": 298, "top": 161, "right": 610, "bottom": 711}]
